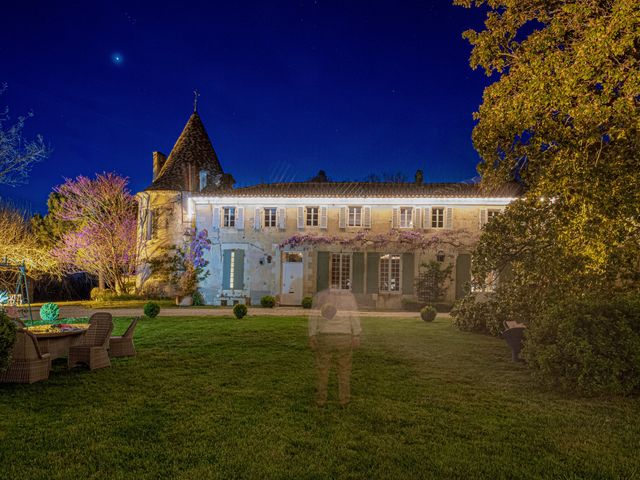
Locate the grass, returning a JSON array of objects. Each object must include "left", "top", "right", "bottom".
[
  {"left": 1, "top": 315, "right": 639, "bottom": 479},
  {"left": 31, "top": 299, "right": 178, "bottom": 309}
]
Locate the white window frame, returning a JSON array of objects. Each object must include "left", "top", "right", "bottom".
[
  {"left": 399, "top": 207, "right": 413, "bottom": 229},
  {"left": 263, "top": 207, "right": 277, "bottom": 228},
  {"left": 330, "top": 253, "right": 352, "bottom": 291},
  {"left": 347, "top": 206, "right": 362, "bottom": 227},
  {"left": 431, "top": 207, "right": 445, "bottom": 229},
  {"left": 223, "top": 207, "right": 236, "bottom": 228},
  {"left": 379, "top": 254, "right": 402, "bottom": 293},
  {"left": 487, "top": 209, "right": 501, "bottom": 222},
  {"left": 306, "top": 206, "right": 319, "bottom": 227}
]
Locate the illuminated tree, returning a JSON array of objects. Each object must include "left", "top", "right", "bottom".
[
  {"left": 0, "top": 202, "right": 60, "bottom": 290},
  {"left": 0, "top": 84, "right": 49, "bottom": 186},
  {"left": 52, "top": 173, "right": 138, "bottom": 294}
]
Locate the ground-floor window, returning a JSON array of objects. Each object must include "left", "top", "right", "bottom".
[
  {"left": 379, "top": 254, "right": 401, "bottom": 292},
  {"left": 330, "top": 253, "right": 351, "bottom": 290}
]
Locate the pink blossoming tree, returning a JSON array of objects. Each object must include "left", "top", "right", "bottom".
[{"left": 52, "top": 173, "right": 138, "bottom": 294}]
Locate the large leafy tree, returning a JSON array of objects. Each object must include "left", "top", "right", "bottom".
[
  {"left": 51, "top": 173, "right": 138, "bottom": 294},
  {"left": 456, "top": 0, "right": 639, "bottom": 273},
  {"left": 455, "top": 0, "right": 639, "bottom": 282}
]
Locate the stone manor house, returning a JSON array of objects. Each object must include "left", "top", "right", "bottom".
[{"left": 136, "top": 110, "right": 519, "bottom": 308}]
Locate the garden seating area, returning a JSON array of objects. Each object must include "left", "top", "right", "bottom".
[{"left": 0, "top": 312, "right": 139, "bottom": 384}]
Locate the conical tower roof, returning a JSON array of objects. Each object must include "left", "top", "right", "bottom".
[{"left": 147, "top": 112, "right": 225, "bottom": 191}]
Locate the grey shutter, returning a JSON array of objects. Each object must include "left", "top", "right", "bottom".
[
  {"left": 212, "top": 207, "right": 221, "bottom": 230},
  {"left": 402, "top": 253, "right": 415, "bottom": 294},
  {"left": 423, "top": 207, "right": 431, "bottom": 229},
  {"left": 479, "top": 208, "right": 488, "bottom": 229},
  {"left": 222, "top": 249, "right": 232, "bottom": 289},
  {"left": 233, "top": 249, "right": 245, "bottom": 289},
  {"left": 455, "top": 253, "right": 472, "bottom": 299},
  {"left": 236, "top": 207, "right": 244, "bottom": 230},
  {"left": 414, "top": 207, "right": 421, "bottom": 230},
  {"left": 297, "top": 206, "right": 305, "bottom": 229},
  {"left": 445, "top": 207, "right": 453, "bottom": 229},
  {"left": 254, "top": 207, "right": 262, "bottom": 230},
  {"left": 277, "top": 207, "right": 286, "bottom": 230},
  {"left": 392, "top": 207, "right": 400, "bottom": 229},
  {"left": 316, "top": 251, "right": 330, "bottom": 292},
  {"left": 339, "top": 207, "right": 347, "bottom": 229},
  {"left": 145, "top": 209, "right": 152, "bottom": 240},
  {"left": 352, "top": 252, "right": 365, "bottom": 294},
  {"left": 366, "top": 253, "right": 380, "bottom": 293},
  {"left": 195, "top": 204, "right": 211, "bottom": 231},
  {"left": 363, "top": 206, "right": 372, "bottom": 229},
  {"left": 319, "top": 206, "right": 328, "bottom": 229}
]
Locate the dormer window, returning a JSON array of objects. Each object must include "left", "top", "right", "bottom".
[{"left": 199, "top": 170, "right": 207, "bottom": 191}]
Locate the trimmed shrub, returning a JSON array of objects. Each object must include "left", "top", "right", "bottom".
[
  {"left": 39, "top": 303, "right": 60, "bottom": 322},
  {"left": 301, "top": 297, "right": 313, "bottom": 309},
  {"left": 90, "top": 288, "right": 115, "bottom": 302},
  {"left": 192, "top": 291, "right": 205, "bottom": 306},
  {"left": 321, "top": 303, "right": 337, "bottom": 320},
  {"left": 233, "top": 303, "right": 248, "bottom": 319},
  {"left": 143, "top": 302, "right": 161, "bottom": 318},
  {"left": 420, "top": 305, "right": 437, "bottom": 322},
  {"left": 261, "top": 295, "right": 276, "bottom": 308},
  {"left": 524, "top": 293, "right": 640, "bottom": 396},
  {"left": 0, "top": 311, "right": 17, "bottom": 373},
  {"left": 451, "top": 294, "right": 504, "bottom": 336}
]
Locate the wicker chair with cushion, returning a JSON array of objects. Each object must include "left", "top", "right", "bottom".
[
  {"left": 68, "top": 317, "right": 113, "bottom": 370},
  {"left": 0, "top": 330, "right": 51, "bottom": 384},
  {"left": 109, "top": 317, "right": 139, "bottom": 358}
]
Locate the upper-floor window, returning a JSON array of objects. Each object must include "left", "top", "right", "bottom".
[
  {"left": 431, "top": 207, "right": 445, "bottom": 228},
  {"left": 348, "top": 207, "right": 362, "bottom": 227},
  {"left": 199, "top": 170, "right": 207, "bottom": 191},
  {"left": 306, "top": 207, "right": 319, "bottom": 227},
  {"left": 399, "top": 207, "right": 413, "bottom": 228},
  {"left": 264, "top": 208, "right": 277, "bottom": 228},
  {"left": 379, "top": 254, "right": 401, "bottom": 293},
  {"left": 223, "top": 207, "right": 236, "bottom": 228}
]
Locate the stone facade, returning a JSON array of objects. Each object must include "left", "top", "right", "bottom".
[{"left": 136, "top": 111, "right": 518, "bottom": 308}]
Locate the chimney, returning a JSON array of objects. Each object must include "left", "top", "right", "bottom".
[
  {"left": 414, "top": 169, "right": 424, "bottom": 184},
  {"left": 152, "top": 151, "right": 167, "bottom": 181}
]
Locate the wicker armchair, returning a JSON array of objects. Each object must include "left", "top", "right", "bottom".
[
  {"left": 89, "top": 312, "right": 113, "bottom": 324},
  {"left": 0, "top": 330, "right": 51, "bottom": 384},
  {"left": 109, "top": 317, "right": 139, "bottom": 358},
  {"left": 68, "top": 317, "right": 113, "bottom": 370}
]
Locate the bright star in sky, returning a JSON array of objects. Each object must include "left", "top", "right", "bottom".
[{"left": 111, "top": 52, "right": 124, "bottom": 65}]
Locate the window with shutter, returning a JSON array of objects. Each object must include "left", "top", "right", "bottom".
[
  {"left": 363, "top": 206, "right": 372, "bottom": 229},
  {"left": 319, "top": 206, "right": 328, "bottom": 229},
  {"left": 236, "top": 207, "right": 244, "bottom": 230},
  {"left": 264, "top": 208, "right": 277, "bottom": 228},
  {"left": 392, "top": 207, "right": 400, "bottom": 229},
  {"left": 297, "top": 206, "right": 305, "bottom": 229},
  {"left": 277, "top": 207, "right": 286, "bottom": 229},
  {"left": 431, "top": 207, "right": 445, "bottom": 228},
  {"left": 306, "top": 206, "right": 319, "bottom": 227}
]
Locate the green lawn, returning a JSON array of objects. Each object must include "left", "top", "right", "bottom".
[
  {"left": 1, "top": 316, "right": 639, "bottom": 479},
  {"left": 31, "top": 299, "right": 178, "bottom": 309}
]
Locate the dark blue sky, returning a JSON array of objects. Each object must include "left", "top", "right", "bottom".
[{"left": 0, "top": 1, "right": 490, "bottom": 212}]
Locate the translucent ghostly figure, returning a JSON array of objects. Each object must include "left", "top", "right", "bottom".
[{"left": 308, "top": 289, "right": 362, "bottom": 407}]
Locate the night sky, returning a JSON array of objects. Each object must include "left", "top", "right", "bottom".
[{"left": 0, "top": 1, "right": 490, "bottom": 213}]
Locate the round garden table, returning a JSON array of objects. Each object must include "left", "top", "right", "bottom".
[{"left": 33, "top": 330, "right": 86, "bottom": 360}]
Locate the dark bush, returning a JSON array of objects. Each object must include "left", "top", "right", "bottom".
[
  {"left": 261, "top": 295, "right": 276, "bottom": 308},
  {"left": 451, "top": 294, "right": 505, "bottom": 336},
  {"left": 0, "top": 311, "right": 17, "bottom": 373},
  {"left": 301, "top": 297, "right": 313, "bottom": 309},
  {"left": 143, "top": 302, "right": 161, "bottom": 318},
  {"left": 420, "top": 305, "right": 437, "bottom": 322},
  {"left": 233, "top": 303, "right": 248, "bottom": 319},
  {"left": 524, "top": 293, "right": 640, "bottom": 396},
  {"left": 192, "top": 291, "right": 205, "bottom": 306}
]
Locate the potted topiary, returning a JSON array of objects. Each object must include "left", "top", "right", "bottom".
[
  {"left": 233, "top": 303, "right": 248, "bottom": 319},
  {"left": 144, "top": 301, "right": 161, "bottom": 318},
  {"left": 301, "top": 296, "right": 313, "bottom": 309},
  {"left": 420, "top": 305, "right": 437, "bottom": 322}
]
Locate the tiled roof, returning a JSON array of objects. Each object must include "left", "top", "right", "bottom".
[
  {"left": 146, "top": 112, "right": 224, "bottom": 191},
  {"left": 198, "top": 181, "right": 522, "bottom": 198}
]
